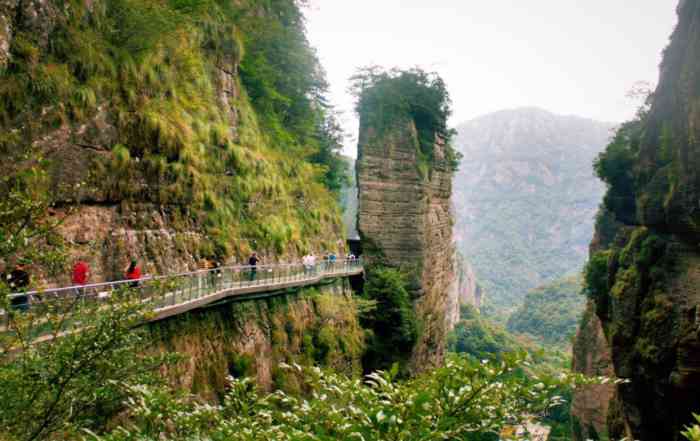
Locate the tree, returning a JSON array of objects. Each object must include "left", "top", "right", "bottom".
[
  {"left": 0, "top": 166, "right": 167, "bottom": 440},
  {"left": 350, "top": 66, "right": 461, "bottom": 172},
  {"left": 361, "top": 267, "right": 417, "bottom": 373}
]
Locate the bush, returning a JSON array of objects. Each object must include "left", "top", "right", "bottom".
[
  {"left": 361, "top": 267, "right": 417, "bottom": 372},
  {"left": 449, "top": 305, "right": 521, "bottom": 358},
  {"left": 507, "top": 276, "right": 585, "bottom": 346},
  {"left": 584, "top": 251, "right": 611, "bottom": 302},
  {"left": 89, "top": 354, "right": 600, "bottom": 441},
  {"left": 594, "top": 119, "right": 643, "bottom": 221}
]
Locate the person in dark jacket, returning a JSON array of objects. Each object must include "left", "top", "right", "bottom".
[
  {"left": 5, "top": 263, "right": 30, "bottom": 311},
  {"left": 248, "top": 252, "right": 259, "bottom": 282}
]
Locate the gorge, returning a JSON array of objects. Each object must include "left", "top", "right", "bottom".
[{"left": 0, "top": 0, "right": 698, "bottom": 440}]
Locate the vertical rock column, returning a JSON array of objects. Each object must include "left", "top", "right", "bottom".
[{"left": 356, "top": 116, "right": 456, "bottom": 372}]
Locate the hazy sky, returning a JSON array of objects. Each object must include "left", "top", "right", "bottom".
[{"left": 305, "top": 0, "right": 678, "bottom": 156}]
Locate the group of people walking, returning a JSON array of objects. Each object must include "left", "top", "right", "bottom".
[{"left": 3, "top": 251, "right": 359, "bottom": 302}]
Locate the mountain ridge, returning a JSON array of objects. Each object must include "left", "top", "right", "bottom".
[{"left": 453, "top": 107, "right": 615, "bottom": 311}]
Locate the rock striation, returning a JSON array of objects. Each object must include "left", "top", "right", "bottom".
[
  {"left": 573, "top": 2, "right": 700, "bottom": 439},
  {"left": 357, "top": 117, "right": 457, "bottom": 372}
]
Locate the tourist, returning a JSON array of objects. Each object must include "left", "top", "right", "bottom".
[
  {"left": 5, "top": 262, "right": 30, "bottom": 311},
  {"left": 248, "top": 252, "right": 259, "bottom": 282},
  {"left": 210, "top": 260, "right": 222, "bottom": 288},
  {"left": 302, "top": 253, "right": 311, "bottom": 275},
  {"left": 72, "top": 258, "right": 90, "bottom": 297},
  {"left": 309, "top": 254, "right": 317, "bottom": 275},
  {"left": 125, "top": 259, "right": 142, "bottom": 288}
]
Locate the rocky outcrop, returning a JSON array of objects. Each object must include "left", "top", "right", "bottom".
[
  {"left": 150, "top": 280, "right": 365, "bottom": 398},
  {"left": 357, "top": 117, "right": 456, "bottom": 372},
  {"left": 571, "top": 301, "right": 615, "bottom": 441},
  {"left": 456, "top": 256, "right": 482, "bottom": 310},
  {"left": 572, "top": 2, "right": 700, "bottom": 439}
]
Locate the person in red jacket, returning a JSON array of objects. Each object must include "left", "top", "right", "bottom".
[
  {"left": 125, "top": 259, "right": 142, "bottom": 288},
  {"left": 72, "top": 260, "right": 90, "bottom": 285},
  {"left": 72, "top": 259, "right": 90, "bottom": 297}
]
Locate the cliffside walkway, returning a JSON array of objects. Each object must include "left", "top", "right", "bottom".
[{"left": 4, "top": 260, "right": 363, "bottom": 337}]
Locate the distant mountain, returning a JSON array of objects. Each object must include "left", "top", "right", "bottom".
[{"left": 453, "top": 107, "right": 615, "bottom": 311}]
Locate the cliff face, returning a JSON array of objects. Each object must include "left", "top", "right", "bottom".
[
  {"left": 357, "top": 117, "right": 457, "bottom": 371},
  {"left": 573, "top": 2, "right": 700, "bottom": 439},
  {"left": 0, "top": 0, "right": 344, "bottom": 284},
  {"left": 571, "top": 301, "right": 615, "bottom": 441},
  {"left": 456, "top": 256, "right": 482, "bottom": 310},
  {"left": 150, "top": 280, "right": 365, "bottom": 398}
]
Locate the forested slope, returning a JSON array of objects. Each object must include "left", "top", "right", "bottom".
[{"left": 0, "top": 0, "right": 348, "bottom": 283}]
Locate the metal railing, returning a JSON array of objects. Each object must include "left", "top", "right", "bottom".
[{"left": 4, "top": 259, "right": 363, "bottom": 335}]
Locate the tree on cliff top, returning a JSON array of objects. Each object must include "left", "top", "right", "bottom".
[{"left": 350, "top": 67, "right": 461, "bottom": 171}]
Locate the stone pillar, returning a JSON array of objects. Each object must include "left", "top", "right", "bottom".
[{"left": 356, "top": 116, "right": 456, "bottom": 372}]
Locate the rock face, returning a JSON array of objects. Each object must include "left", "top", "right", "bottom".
[
  {"left": 150, "top": 280, "right": 365, "bottom": 398},
  {"left": 0, "top": 0, "right": 344, "bottom": 283},
  {"left": 453, "top": 108, "right": 613, "bottom": 310},
  {"left": 0, "top": 0, "right": 357, "bottom": 400},
  {"left": 571, "top": 301, "right": 615, "bottom": 441},
  {"left": 572, "top": 2, "right": 700, "bottom": 439},
  {"left": 456, "top": 256, "right": 482, "bottom": 310},
  {"left": 357, "top": 117, "right": 456, "bottom": 372}
]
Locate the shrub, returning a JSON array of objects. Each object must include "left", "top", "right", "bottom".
[{"left": 361, "top": 267, "right": 417, "bottom": 372}]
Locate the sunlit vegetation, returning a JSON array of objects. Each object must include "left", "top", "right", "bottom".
[
  {"left": 0, "top": 0, "right": 348, "bottom": 260},
  {"left": 683, "top": 415, "right": 700, "bottom": 441},
  {"left": 86, "top": 354, "right": 597, "bottom": 441}
]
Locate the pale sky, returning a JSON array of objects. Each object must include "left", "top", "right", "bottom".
[{"left": 304, "top": 0, "right": 678, "bottom": 157}]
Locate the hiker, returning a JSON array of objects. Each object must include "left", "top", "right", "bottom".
[
  {"left": 302, "top": 254, "right": 311, "bottom": 275},
  {"left": 5, "top": 262, "right": 30, "bottom": 311},
  {"left": 72, "top": 259, "right": 90, "bottom": 285},
  {"left": 210, "top": 260, "right": 222, "bottom": 288},
  {"left": 125, "top": 259, "right": 142, "bottom": 288},
  {"left": 72, "top": 259, "right": 91, "bottom": 297},
  {"left": 248, "top": 252, "right": 259, "bottom": 282}
]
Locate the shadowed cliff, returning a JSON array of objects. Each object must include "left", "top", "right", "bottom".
[{"left": 574, "top": 1, "right": 700, "bottom": 439}]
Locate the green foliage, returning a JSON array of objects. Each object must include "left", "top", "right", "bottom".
[
  {"left": 449, "top": 305, "right": 522, "bottom": 358},
  {"left": 0, "top": 163, "right": 169, "bottom": 440},
  {"left": 584, "top": 251, "right": 611, "bottom": 302},
  {"left": 351, "top": 66, "right": 461, "bottom": 173},
  {"left": 238, "top": 0, "right": 349, "bottom": 194},
  {"left": 594, "top": 119, "right": 643, "bottom": 222},
  {"left": 361, "top": 267, "right": 417, "bottom": 373},
  {"left": 507, "top": 276, "right": 586, "bottom": 346},
  {"left": 683, "top": 414, "right": 700, "bottom": 441},
  {"left": 0, "top": 0, "right": 346, "bottom": 260},
  {"left": 89, "top": 354, "right": 599, "bottom": 441}
]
